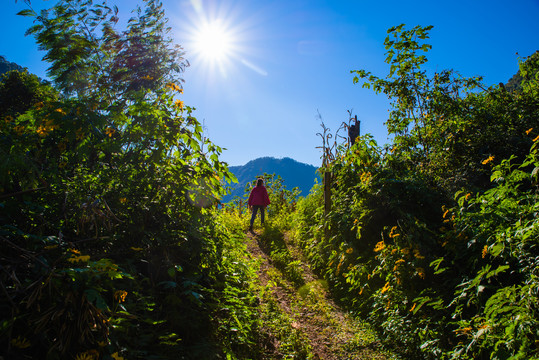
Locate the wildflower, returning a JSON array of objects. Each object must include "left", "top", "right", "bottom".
[
  {"left": 119, "top": 197, "right": 127, "bottom": 204},
  {"left": 526, "top": 128, "right": 533, "bottom": 135},
  {"left": 413, "top": 249, "right": 425, "bottom": 259},
  {"left": 55, "top": 108, "right": 66, "bottom": 115},
  {"left": 416, "top": 267, "right": 426, "bottom": 279},
  {"left": 389, "top": 226, "right": 400, "bottom": 238},
  {"left": 105, "top": 127, "right": 116, "bottom": 137},
  {"left": 114, "top": 290, "right": 128, "bottom": 303},
  {"left": 381, "top": 282, "right": 391, "bottom": 294},
  {"left": 465, "top": 193, "right": 472, "bottom": 201},
  {"left": 11, "top": 336, "right": 31, "bottom": 349},
  {"left": 401, "top": 248, "right": 410, "bottom": 256},
  {"left": 36, "top": 126, "right": 49, "bottom": 137},
  {"left": 75, "top": 351, "right": 98, "bottom": 360},
  {"left": 34, "top": 102, "right": 44, "bottom": 110},
  {"left": 359, "top": 288, "right": 364, "bottom": 295},
  {"left": 443, "top": 209, "right": 449, "bottom": 218},
  {"left": 374, "top": 241, "right": 385, "bottom": 252},
  {"left": 174, "top": 99, "right": 185, "bottom": 110},
  {"left": 481, "top": 155, "right": 494, "bottom": 165},
  {"left": 141, "top": 75, "right": 153, "bottom": 80},
  {"left": 534, "top": 135, "right": 539, "bottom": 142},
  {"left": 360, "top": 171, "right": 372, "bottom": 183},
  {"left": 391, "top": 248, "right": 397, "bottom": 254},
  {"left": 454, "top": 326, "right": 472, "bottom": 335},
  {"left": 14, "top": 125, "right": 25, "bottom": 135},
  {"left": 482, "top": 245, "right": 488, "bottom": 258},
  {"left": 346, "top": 247, "right": 353, "bottom": 254},
  {"left": 69, "top": 248, "right": 81, "bottom": 254},
  {"left": 166, "top": 82, "right": 183, "bottom": 93},
  {"left": 409, "top": 303, "right": 416, "bottom": 312},
  {"left": 67, "top": 255, "right": 90, "bottom": 263},
  {"left": 112, "top": 352, "right": 126, "bottom": 360}
]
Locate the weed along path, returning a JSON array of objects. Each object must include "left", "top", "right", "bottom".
[{"left": 245, "top": 226, "right": 396, "bottom": 360}]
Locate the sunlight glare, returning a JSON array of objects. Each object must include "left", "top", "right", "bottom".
[{"left": 193, "top": 20, "right": 234, "bottom": 63}]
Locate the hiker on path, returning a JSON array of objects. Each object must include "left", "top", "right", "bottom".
[{"left": 248, "top": 178, "right": 270, "bottom": 231}]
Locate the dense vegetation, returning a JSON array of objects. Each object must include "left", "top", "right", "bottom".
[
  {"left": 293, "top": 25, "right": 539, "bottom": 359},
  {"left": 1, "top": 1, "right": 242, "bottom": 359},
  {"left": 1, "top": 1, "right": 538, "bottom": 359}
]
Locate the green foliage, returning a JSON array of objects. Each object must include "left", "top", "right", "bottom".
[
  {"left": 295, "top": 24, "right": 539, "bottom": 359},
  {"left": 0, "top": 1, "right": 240, "bottom": 359}
]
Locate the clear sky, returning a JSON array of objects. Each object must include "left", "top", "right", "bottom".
[{"left": 3, "top": 0, "right": 539, "bottom": 167}]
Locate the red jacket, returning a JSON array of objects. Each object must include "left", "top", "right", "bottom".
[{"left": 248, "top": 185, "right": 270, "bottom": 207}]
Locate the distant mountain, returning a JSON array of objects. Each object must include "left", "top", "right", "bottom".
[
  {"left": 223, "top": 157, "right": 320, "bottom": 203},
  {"left": 0, "top": 56, "right": 25, "bottom": 75}
]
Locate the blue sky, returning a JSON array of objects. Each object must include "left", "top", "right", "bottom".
[{"left": 3, "top": 0, "right": 539, "bottom": 167}]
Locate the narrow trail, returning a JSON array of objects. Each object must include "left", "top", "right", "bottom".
[{"left": 245, "top": 228, "right": 396, "bottom": 360}]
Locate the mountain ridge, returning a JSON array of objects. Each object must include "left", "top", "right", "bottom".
[{"left": 223, "top": 156, "right": 320, "bottom": 202}]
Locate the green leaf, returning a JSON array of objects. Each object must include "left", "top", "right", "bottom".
[{"left": 17, "top": 9, "right": 36, "bottom": 17}]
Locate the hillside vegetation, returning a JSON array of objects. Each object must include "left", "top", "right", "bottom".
[{"left": 0, "top": 2, "right": 538, "bottom": 360}]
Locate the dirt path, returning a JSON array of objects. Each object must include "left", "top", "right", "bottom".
[{"left": 246, "top": 229, "right": 396, "bottom": 360}]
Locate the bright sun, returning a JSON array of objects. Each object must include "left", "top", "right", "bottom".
[{"left": 193, "top": 21, "right": 234, "bottom": 63}]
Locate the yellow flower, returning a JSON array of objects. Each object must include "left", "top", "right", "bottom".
[
  {"left": 454, "top": 326, "right": 472, "bottom": 335},
  {"left": 142, "top": 75, "right": 154, "bottom": 80},
  {"left": 105, "top": 127, "right": 116, "bottom": 137},
  {"left": 409, "top": 303, "right": 416, "bottom": 312},
  {"left": 36, "top": 126, "right": 49, "bottom": 137},
  {"left": 534, "top": 135, "right": 539, "bottom": 142},
  {"left": 481, "top": 155, "right": 494, "bottom": 165},
  {"left": 166, "top": 82, "right": 183, "bottom": 93},
  {"left": 465, "top": 193, "right": 472, "bottom": 201},
  {"left": 389, "top": 226, "right": 400, "bottom": 238},
  {"left": 74, "top": 350, "right": 98, "bottom": 360},
  {"left": 55, "top": 108, "right": 66, "bottom": 115},
  {"left": 482, "top": 245, "right": 488, "bottom": 258},
  {"left": 359, "top": 288, "right": 364, "bottom": 295},
  {"left": 112, "top": 352, "right": 126, "bottom": 360},
  {"left": 526, "top": 128, "right": 533, "bottom": 135},
  {"left": 13, "top": 125, "right": 25, "bottom": 135},
  {"left": 413, "top": 249, "right": 425, "bottom": 259},
  {"left": 381, "top": 282, "right": 391, "bottom": 294},
  {"left": 114, "top": 290, "right": 128, "bottom": 302},
  {"left": 416, "top": 267, "right": 426, "bottom": 279},
  {"left": 443, "top": 210, "right": 449, "bottom": 218},
  {"left": 11, "top": 336, "right": 31, "bottom": 349},
  {"left": 345, "top": 247, "right": 353, "bottom": 254},
  {"left": 119, "top": 197, "right": 127, "bottom": 204},
  {"left": 174, "top": 99, "right": 185, "bottom": 110},
  {"left": 67, "top": 255, "right": 90, "bottom": 263},
  {"left": 69, "top": 248, "right": 81, "bottom": 254},
  {"left": 373, "top": 241, "right": 385, "bottom": 252},
  {"left": 360, "top": 171, "right": 372, "bottom": 183}
]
